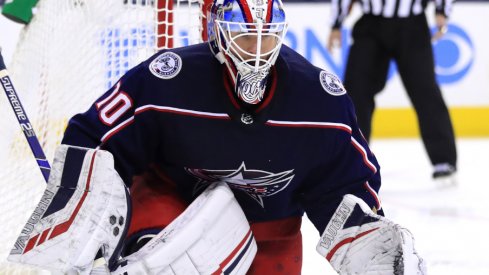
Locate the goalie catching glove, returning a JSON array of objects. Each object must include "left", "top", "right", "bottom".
[{"left": 316, "top": 194, "right": 426, "bottom": 275}]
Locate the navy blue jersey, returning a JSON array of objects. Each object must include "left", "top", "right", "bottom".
[{"left": 62, "top": 43, "right": 381, "bottom": 235}]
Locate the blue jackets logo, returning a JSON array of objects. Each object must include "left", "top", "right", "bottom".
[
  {"left": 149, "top": 52, "right": 182, "bottom": 79},
  {"left": 186, "top": 162, "right": 294, "bottom": 207}
]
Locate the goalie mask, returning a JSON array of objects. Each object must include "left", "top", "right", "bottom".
[{"left": 208, "top": 0, "right": 288, "bottom": 104}]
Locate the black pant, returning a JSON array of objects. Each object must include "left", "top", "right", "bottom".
[{"left": 344, "top": 14, "right": 457, "bottom": 167}]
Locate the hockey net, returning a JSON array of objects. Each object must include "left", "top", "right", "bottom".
[{"left": 0, "top": 0, "right": 210, "bottom": 273}]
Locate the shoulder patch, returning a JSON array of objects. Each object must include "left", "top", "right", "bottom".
[
  {"left": 319, "top": 71, "right": 346, "bottom": 96},
  {"left": 149, "top": 52, "right": 182, "bottom": 79}
]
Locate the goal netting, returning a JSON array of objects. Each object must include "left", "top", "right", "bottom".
[{"left": 0, "top": 0, "right": 209, "bottom": 273}]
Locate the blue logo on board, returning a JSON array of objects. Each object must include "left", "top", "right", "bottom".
[
  {"left": 284, "top": 23, "right": 474, "bottom": 86},
  {"left": 432, "top": 24, "right": 474, "bottom": 84},
  {"left": 101, "top": 24, "right": 474, "bottom": 87}
]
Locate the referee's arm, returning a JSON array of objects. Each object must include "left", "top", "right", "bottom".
[
  {"left": 330, "top": 0, "right": 354, "bottom": 30},
  {"left": 328, "top": 0, "right": 354, "bottom": 51},
  {"left": 433, "top": 0, "right": 455, "bottom": 41}
]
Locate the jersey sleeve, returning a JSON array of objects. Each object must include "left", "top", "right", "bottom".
[
  {"left": 61, "top": 63, "right": 160, "bottom": 186},
  {"left": 300, "top": 96, "right": 382, "bottom": 234}
]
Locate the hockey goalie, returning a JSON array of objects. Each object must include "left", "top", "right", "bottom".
[
  {"left": 9, "top": 0, "right": 426, "bottom": 273},
  {"left": 9, "top": 145, "right": 425, "bottom": 274}
]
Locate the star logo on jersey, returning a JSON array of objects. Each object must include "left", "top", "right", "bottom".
[
  {"left": 186, "top": 162, "right": 294, "bottom": 208},
  {"left": 149, "top": 51, "right": 182, "bottom": 79},
  {"left": 319, "top": 71, "right": 346, "bottom": 96}
]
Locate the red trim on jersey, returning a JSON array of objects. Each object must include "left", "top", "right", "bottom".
[
  {"left": 100, "top": 105, "right": 231, "bottom": 145},
  {"left": 364, "top": 181, "right": 381, "bottom": 210},
  {"left": 265, "top": 120, "right": 352, "bottom": 134},
  {"left": 325, "top": 227, "right": 380, "bottom": 261},
  {"left": 100, "top": 117, "right": 135, "bottom": 144},
  {"left": 223, "top": 69, "right": 242, "bottom": 109},
  {"left": 350, "top": 138, "right": 377, "bottom": 173},
  {"left": 135, "top": 106, "right": 231, "bottom": 120},
  {"left": 222, "top": 66, "right": 279, "bottom": 112}
]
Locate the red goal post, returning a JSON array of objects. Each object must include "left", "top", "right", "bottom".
[
  {"left": 157, "top": 0, "right": 211, "bottom": 49},
  {"left": 0, "top": 0, "right": 212, "bottom": 273}
]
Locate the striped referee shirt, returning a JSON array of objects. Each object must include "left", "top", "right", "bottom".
[{"left": 331, "top": 0, "right": 454, "bottom": 28}]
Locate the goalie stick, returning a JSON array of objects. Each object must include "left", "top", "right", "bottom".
[{"left": 0, "top": 50, "right": 51, "bottom": 182}]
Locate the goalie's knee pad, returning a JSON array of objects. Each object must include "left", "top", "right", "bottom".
[
  {"left": 8, "top": 145, "right": 130, "bottom": 274},
  {"left": 112, "top": 182, "right": 257, "bottom": 275}
]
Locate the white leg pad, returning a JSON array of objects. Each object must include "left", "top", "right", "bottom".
[{"left": 112, "top": 182, "right": 257, "bottom": 275}]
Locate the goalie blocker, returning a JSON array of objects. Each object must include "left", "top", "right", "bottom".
[{"left": 9, "top": 145, "right": 257, "bottom": 274}]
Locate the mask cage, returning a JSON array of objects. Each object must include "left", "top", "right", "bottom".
[{"left": 215, "top": 20, "right": 288, "bottom": 73}]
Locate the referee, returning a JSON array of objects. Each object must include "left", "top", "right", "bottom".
[{"left": 328, "top": 0, "right": 457, "bottom": 182}]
